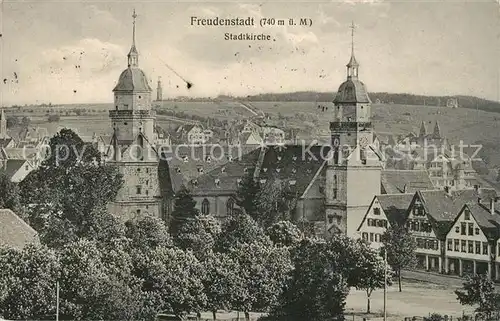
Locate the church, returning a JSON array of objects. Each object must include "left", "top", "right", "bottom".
[{"left": 106, "top": 12, "right": 384, "bottom": 237}]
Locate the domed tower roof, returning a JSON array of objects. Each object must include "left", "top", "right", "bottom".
[
  {"left": 113, "top": 9, "right": 151, "bottom": 93},
  {"left": 113, "top": 68, "right": 152, "bottom": 92},
  {"left": 333, "top": 79, "right": 370, "bottom": 103},
  {"left": 333, "top": 21, "right": 370, "bottom": 104}
]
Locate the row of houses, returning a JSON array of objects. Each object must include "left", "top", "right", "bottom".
[{"left": 357, "top": 185, "right": 500, "bottom": 279}]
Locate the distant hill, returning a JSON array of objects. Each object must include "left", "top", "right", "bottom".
[{"left": 234, "top": 91, "right": 500, "bottom": 114}]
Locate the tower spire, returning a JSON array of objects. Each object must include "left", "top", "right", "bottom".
[
  {"left": 127, "top": 9, "right": 139, "bottom": 68},
  {"left": 346, "top": 21, "right": 359, "bottom": 79}
]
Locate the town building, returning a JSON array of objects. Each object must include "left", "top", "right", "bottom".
[{"left": 357, "top": 193, "right": 414, "bottom": 249}]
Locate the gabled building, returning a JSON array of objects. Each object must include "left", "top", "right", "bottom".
[
  {"left": 405, "top": 187, "right": 497, "bottom": 272},
  {"left": 445, "top": 201, "right": 500, "bottom": 277},
  {"left": 0, "top": 158, "right": 36, "bottom": 182},
  {"left": 357, "top": 193, "right": 414, "bottom": 248}
]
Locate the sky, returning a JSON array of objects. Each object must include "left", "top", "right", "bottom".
[{"left": 0, "top": 0, "right": 499, "bottom": 105}]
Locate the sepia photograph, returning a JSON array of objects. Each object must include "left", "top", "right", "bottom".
[{"left": 0, "top": 0, "right": 500, "bottom": 320}]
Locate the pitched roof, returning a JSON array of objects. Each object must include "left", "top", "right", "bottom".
[
  {"left": 417, "top": 188, "right": 498, "bottom": 224},
  {"left": 0, "top": 209, "right": 40, "bottom": 250},
  {"left": 466, "top": 202, "right": 500, "bottom": 235},
  {"left": 160, "top": 144, "right": 258, "bottom": 193},
  {"left": 256, "top": 145, "right": 329, "bottom": 197},
  {"left": 190, "top": 144, "right": 329, "bottom": 197},
  {"left": 381, "top": 170, "right": 435, "bottom": 194},
  {"left": 192, "top": 148, "right": 262, "bottom": 194},
  {"left": 1, "top": 159, "right": 28, "bottom": 180},
  {"left": 377, "top": 193, "right": 414, "bottom": 225},
  {"left": 0, "top": 138, "right": 13, "bottom": 148}
]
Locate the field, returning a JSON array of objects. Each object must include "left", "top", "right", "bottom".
[{"left": 7, "top": 100, "right": 500, "bottom": 169}]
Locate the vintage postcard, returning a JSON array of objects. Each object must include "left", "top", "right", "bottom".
[{"left": 0, "top": 0, "right": 499, "bottom": 320}]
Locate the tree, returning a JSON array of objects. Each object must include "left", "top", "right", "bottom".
[
  {"left": 266, "top": 220, "right": 302, "bottom": 247},
  {"left": 202, "top": 251, "right": 243, "bottom": 320},
  {"left": 0, "top": 244, "right": 60, "bottom": 320},
  {"left": 0, "top": 171, "right": 22, "bottom": 215},
  {"left": 254, "top": 179, "right": 296, "bottom": 227},
  {"left": 21, "top": 116, "right": 31, "bottom": 127},
  {"left": 228, "top": 242, "right": 292, "bottom": 321},
  {"left": 216, "top": 213, "right": 271, "bottom": 253},
  {"left": 58, "top": 239, "right": 144, "bottom": 320},
  {"left": 234, "top": 172, "right": 260, "bottom": 218},
  {"left": 269, "top": 238, "right": 350, "bottom": 321},
  {"left": 18, "top": 129, "right": 124, "bottom": 248},
  {"left": 174, "top": 214, "right": 221, "bottom": 259},
  {"left": 125, "top": 215, "right": 172, "bottom": 253},
  {"left": 169, "top": 186, "right": 199, "bottom": 238},
  {"left": 455, "top": 274, "right": 500, "bottom": 319},
  {"left": 354, "top": 242, "right": 393, "bottom": 314},
  {"left": 6, "top": 116, "right": 19, "bottom": 128},
  {"left": 138, "top": 247, "right": 207, "bottom": 318},
  {"left": 381, "top": 225, "right": 417, "bottom": 292}
]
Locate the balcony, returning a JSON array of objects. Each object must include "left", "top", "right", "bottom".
[
  {"left": 109, "top": 110, "right": 155, "bottom": 118},
  {"left": 330, "top": 122, "right": 372, "bottom": 131}
]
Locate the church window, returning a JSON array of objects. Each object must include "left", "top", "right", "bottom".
[
  {"left": 226, "top": 198, "right": 235, "bottom": 216},
  {"left": 202, "top": 198, "right": 210, "bottom": 214},
  {"left": 136, "top": 186, "right": 142, "bottom": 194}
]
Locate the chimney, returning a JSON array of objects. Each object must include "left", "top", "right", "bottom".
[{"left": 491, "top": 197, "right": 498, "bottom": 215}]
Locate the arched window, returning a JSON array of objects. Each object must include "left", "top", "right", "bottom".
[
  {"left": 226, "top": 198, "right": 235, "bottom": 216},
  {"left": 202, "top": 198, "right": 210, "bottom": 215}
]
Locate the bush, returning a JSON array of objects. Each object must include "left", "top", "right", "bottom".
[{"left": 47, "top": 114, "right": 60, "bottom": 122}]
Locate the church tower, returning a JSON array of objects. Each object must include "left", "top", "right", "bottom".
[
  {"left": 107, "top": 10, "right": 161, "bottom": 221},
  {"left": 110, "top": 9, "right": 155, "bottom": 144},
  {"left": 156, "top": 77, "right": 163, "bottom": 101},
  {"left": 0, "top": 109, "right": 6, "bottom": 138},
  {"left": 325, "top": 22, "right": 382, "bottom": 236}
]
